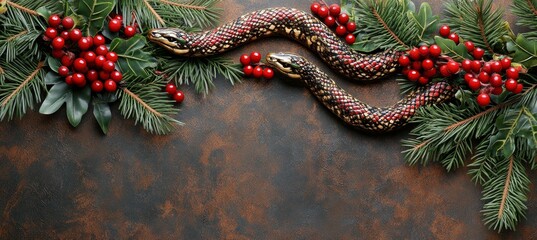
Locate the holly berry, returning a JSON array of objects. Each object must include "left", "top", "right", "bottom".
[
  {"left": 324, "top": 16, "right": 336, "bottom": 27},
  {"left": 421, "top": 59, "right": 434, "bottom": 70},
  {"left": 398, "top": 55, "right": 410, "bottom": 67},
  {"left": 481, "top": 62, "right": 492, "bottom": 74},
  {"left": 439, "top": 25, "right": 450, "bottom": 38},
  {"left": 448, "top": 33, "right": 460, "bottom": 44},
  {"left": 110, "top": 71, "right": 122, "bottom": 82},
  {"left": 165, "top": 83, "right": 177, "bottom": 95},
  {"left": 505, "top": 79, "right": 518, "bottom": 92},
  {"left": 99, "top": 71, "right": 110, "bottom": 80},
  {"left": 311, "top": 2, "right": 321, "bottom": 14},
  {"left": 250, "top": 51, "right": 262, "bottom": 63},
  {"left": 317, "top": 6, "right": 329, "bottom": 18},
  {"left": 329, "top": 4, "right": 341, "bottom": 16},
  {"left": 104, "top": 80, "right": 117, "bottom": 92},
  {"left": 471, "top": 60, "right": 482, "bottom": 73},
  {"left": 91, "top": 81, "right": 104, "bottom": 92},
  {"left": 72, "top": 73, "right": 86, "bottom": 87},
  {"left": 93, "top": 34, "right": 106, "bottom": 46},
  {"left": 476, "top": 93, "right": 490, "bottom": 106},
  {"left": 464, "top": 41, "right": 475, "bottom": 52},
  {"left": 94, "top": 55, "right": 107, "bottom": 68},
  {"left": 439, "top": 65, "right": 451, "bottom": 77},
  {"left": 60, "top": 31, "right": 70, "bottom": 39},
  {"left": 468, "top": 78, "right": 481, "bottom": 91},
  {"left": 65, "top": 75, "right": 73, "bottom": 85},
  {"left": 78, "top": 37, "right": 93, "bottom": 51},
  {"left": 461, "top": 59, "right": 472, "bottom": 72},
  {"left": 114, "top": 15, "right": 123, "bottom": 21},
  {"left": 345, "top": 34, "right": 356, "bottom": 44},
  {"left": 48, "top": 14, "right": 62, "bottom": 28},
  {"left": 95, "top": 45, "right": 108, "bottom": 56},
  {"left": 108, "top": 19, "right": 122, "bottom": 32},
  {"left": 263, "top": 67, "right": 274, "bottom": 79},
  {"left": 335, "top": 25, "right": 347, "bottom": 36},
  {"left": 61, "top": 54, "right": 74, "bottom": 67},
  {"left": 464, "top": 73, "right": 475, "bottom": 83},
  {"left": 86, "top": 70, "right": 98, "bottom": 82},
  {"left": 419, "top": 45, "right": 429, "bottom": 57},
  {"left": 173, "top": 90, "right": 185, "bottom": 103},
  {"left": 253, "top": 66, "right": 264, "bottom": 78},
  {"left": 52, "top": 49, "right": 64, "bottom": 59},
  {"left": 492, "top": 87, "right": 503, "bottom": 95},
  {"left": 411, "top": 61, "right": 421, "bottom": 71},
  {"left": 62, "top": 17, "right": 75, "bottom": 29},
  {"left": 58, "top": 66, "right": 70, "bottom": 77},
  {"left": 429, "top": 44, "right": 441, "bottom": 58},
  {"left": 124, "top": 26, "right": 136, "bottom": 38},
  {"left": 83, "top": 51, "right": 96, "bottom": 63},
  {"left": 490, "top": 73, "right": 503, "bottom": 87},
  {"left": 477, "top": 71, "right": 489, "bottom": 83},
  {"left": 447, "top": 61, "right": 460, "bottom": 74},
  {"left": 243, "top": 65, "right": 254, "bottom": 76},
  {"left": 69, "top": 28, "right": 83, "bottom": 42},
  {"left": 239, "top": 54, "right": 250, "bottom": 66},
  {"left": 106, "top": 52, "right": 118, "bottom": 62},
  {"left": 407, "top": 70, "right": 420, "bottom": 81},
  {"left": 408, "top": 48, "right": 421, "bottom": 60},
  {"left": 506, "top": 67, "right": 519, "bottom": 79},
  {"left": 513, "top": 84, "right": 524, "bottom": 94},
  {"left": 102, "top": 60, "right": 115, "bottom": 72},
  {"left": 51, "top": 37, "right": 65, "bottom": 49},
  {"left": 473, "top": 48, "right": 485, "bottom": 60},
  {"left": 501, "top": 58, "right": 512, "bottom": 70},
  {"left": 423, "top": 68, "right": 437, "bottom": 78},
  {"left": 338, "top": 13, "right": 349, "bottom": 25},
  {"left": 490, "top": 61, "right": 502, "bottom": 73},
  {"left": 45, "top": 28, "right": 58, "bottom": 39},
  {"left": 418, "top": 76, "right": 429, "bottom": 85},
  {"left": 73, "top": 58, "right": 87, "bottom": 72},
  {"left": 346, "top": 22, "right": 357, "bottom": 32}
]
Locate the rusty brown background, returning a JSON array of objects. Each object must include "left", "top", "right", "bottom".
[{"left": 1, "top": 0, "right": 536, "bottom": 239}]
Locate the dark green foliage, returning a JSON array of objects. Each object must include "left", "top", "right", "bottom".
[{"left": 512, "top": 0, "right": 537, "bottom": 40}]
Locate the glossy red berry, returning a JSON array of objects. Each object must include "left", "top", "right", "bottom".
[
  {"left": 464, "top": 73, "right": 475, "bottom": 83},
  {"left": 501, "top": 58, "right": 512, "bottom": 70},
  {"left": 439, "top": 65, "right": 451, "bottom": 77},
  {"left": 478, "top": 71, "right": 489, "bottom": 83},
  {"left": 72, "top": 73, "right": 86, "bottom": 87},
  {"left": 411, "top": 61, "right": 421, "bottom": 71},
  {"left": 408, "top": 48, "right": 421, "bottom": 60},
  {"left": 490, "top": 61, "right": 502, "bottom": 73},
  {"left": 513, "top": 84, "right": 524, "bottom": 94},
  {"left": 243, "top": 65, "right": 254, "bottom": 76},
  {"left": 48, "top": 14, "right": 62, "bottom": 28},
  {"left": 419, "top": 45, "right": 429, "bottom": 57},
  {"left": 58, "top": 66, "right": 70, "bottom": 77},
  {"left": 61, "top": 55, "right": 74, "bottom": 67},
  {"left": 239, "top": 54, "right": 250, "bottom": 66},
  {"left": 490, "top": 73, "right": 503, "bottom": 87},
  {"left": 73, "top": 58, "right": 87, "bottom": 72},
  {"left": 91, "top": 80, "right": 104, "bottom": 92},
  {"left": 99, "top": 71, "right": 110, "bottom": 81},
  {"left": 476, "top": 93, "right": 490, "bottom": 106},
  {"left": 473, "top": 48, "right": 485, "bottom": 60},
  {"left": 95, "top": 45, "right": 108, "bottom": 56},
  {"left": 124, "top": 26, "right": 136, "bottom": 38},
  {"left": 45, "top": 28, "right": 58, "bottom": 39},
  {"left": 423, "top": 68, "right": 437, "bottom": 78},
  {"left": 317, "top": 6, "right": 329, "bottom": 18},
  {"left": 506, "top": 67, "right": 519, "bottom": 79},
  {"left": 447, "top": 61, "right": 460, "bottom": 74},
  {"left": 65, "top": 75, "right": 73, "bottom": 85},
  {"left": 310, "top": 2, "right": 321, "bottom": 14},
  {"left": 418, "top": 76, "right": 429, "bottom": 85},
  {"left": 335, "top": 25, "right": 347, "bottom": 36},
  {"left": 62, "top": 17, "right": 75, "bottom": 29},
  {"left": 505, "top": 79, "right": 518, "bottom": 92},
  {"left": 68, "top": 28, "right": 82, "bottom": 41},
  {"left": 324, "top": 16, "right": 336, "bottom": 27},
  {"left": 263, "top": 67, "right": 274, "bottom": 79},
  {"left": 104, "top": 80, "right": 117, "bottom": 92},
  {"left": 338, "top": 13, "right": 349, "bottom": 25},
  {"left": 471, "top": 60, "right": 482, "bottom": 73},
  {"left": 108, "top": 19, "right": 122, "bottom": 32},
  {"left": 114, "top": 15, "right": 123, "bottom": 21},
  {"left": 86, "top": 70, "right": 98, "bottom": 82},
  {"left": 346, "top": 22, "right": 357, "bottom": 32},
  {"left": 429, "top": 44, "right": 441, "bottom": 58},
  {"left": 345, "top": 34, "right": 356, "bottom": 44},
  {"left": 481, "top": 62, "right": 492, "bottom": 74},
  {"left": 102, "top": 60, "right": 115, "bottom": 72},
  {"left": 52, "top": 49, "right": 64, "bottom": 59},
  {"left": 398, "top": 55, "right": 410, "bottom": 67},
  {"left": 174, "top": 90, "right": 185, "bottom": 103},
  {"left": 448, "top": 33, "right": 460, "bottom": 44},
  {"left": 407, "top": 70, "right": 420, "bottom": 81},
  {"left": 253, "top": 66, "right": 264, "bottom": 78},
  {"left": 491, "top": 87, "right": 503, "bottom": 95},
  {"left": 461, "top": 59, "right": 472, "bottom": 72},
  {"left": 93, "top": 34, "right": 106, "bottom": 46},
  {"left": 468, "top": 78, "right": 481, "bottom": 91},
  {"left": 439, "top": 25, "right": 450, "bottom": 38},
  {"left": 106, "top": 52, "right": 118, "bottom": 62},
  {"left": 60, "top": 31, "right": 70, "bottom": 39},
  {"left": 78, "top": 37, "right": 93, "bottom": 51},
  {"left": 464, "top": 41, "right": 475, "bottom": 52},
  {"left": 51, "top": 37, "right": 65, "bottom": 49},
  {"left": 421, "top": 59, "right": 434, "bottom": 70},
  {"left": 94, "top": 55, "right": 106, "bottom": 68},
  {"left": 329, "top": 4, "right": 341, "bottom": 16},
  {"left": 165, "top": 83, "right": 177, "bottom": 95},
  {"left": 250, "top": 52, "right": 262, "bottom": 63},
  {"left": 84, "top": 51, "right": 96, "bottom": 63},
  {"left": 110, "top": 71, "right": 122, "bottom": 82}
]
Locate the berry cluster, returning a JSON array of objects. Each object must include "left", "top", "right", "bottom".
[
  {"left": 240, "top": 52, "right": 274, "bottom": 79},
  {"left": 45, "top": 14, "right": 122, "bottom": 93},
  {"left": 164, "top": 83, "right": 185, "bottom": 103},
  {"left": 108, "top": 15, "right": 137, "bottom": 38},
  {"left": 310, "top": 2, "right": 356, "bottom": 44},
  {"left": 438, "top": 25, "right": 485, "bottom": 60},
  {"left": 398, "top": 44, "right": 447, "bottom": 85}
]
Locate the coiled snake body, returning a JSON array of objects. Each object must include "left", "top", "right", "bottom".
[{"left": 148, "top": 7, "right": 456, "bottom": 132}]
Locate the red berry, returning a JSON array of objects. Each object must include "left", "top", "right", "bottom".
[
  {"left": 110, "top": 71, "right": 122, "bottom": 82},
  {"left": 324, "top": 16, "right": 336, "bottom": 27},
  {"left": 69, "top": 28, "right": 82, "bottom": 41},
  {"left": 421, "top": 59, "right": 434, "bottom": 70},
  {"left": 464, "top": 41, "right": 475, "bottom": 52},
  {"left": 243, "top": 65, "right": 254, "bottom": 76},
  {"left": 418, "top": 76, "right": 429, "bottom": 85},
  {"left": 317, "top": 6, "right": 329, "bottom": 18},
  {"left": 99, "top": 71, "right": 110, "bottom": 80},
  {"left": 62, "top": 17, "right": 75, "bottom": 29},
  {"left": 513, "top": 84, "right": 524, "bottom": 94},
  {"left": 72, "top": 73, "right": 86, "bottom": 87},
  {"left": 408, "top": 48, "right": 421, "bottom": 60},
  {"left": 124, "top": 26, "right": 136, "bottom": 38},
  {"left": 440, "top": 65, "right": 451, "bottom": 77},
  {"left": 106, "top": 52, "right": 118, "bottom": 62},
  {"left": 86, "top": 70, "right": 98, "bottom": 82},
  {"left": 448, "top": 33, "right": 460, "bottom": 44},
  {"left": 490, "top": 73, "right": 503, "bottom": 87},
  {"left": 239, "top": 54, "right": 250, "bottom": 66},
  {"left": 84, "top": 51, "right": 96, "bottom": 63},
  {"left": 478, "top": 71, "right": 489, "bottom": 83},
  {"left": 398, "top": 55, "right": 410, "bottom": 67},
  {"left": 419, "top": 45, "right": 429, "bottom": 57},
  {"left": 447, "top": 61, "right": 460, "bottom": 74},
  {"left": 250, "top": 52, "right": 262, "bottom": 63},
  {"left": 329, "top": 4, "right": 341, "bottom": 16},
  {"left": 439, "top": 25, "right": 451, "bottom": 38},
  {"left": 114, "top": 15, "right": 123, "bottom": 21},
  {"left": 173, "top": 90, "right": 185, "bottom": 103},
  {"left": 104, "top": 80, "right": 117, "bottom": 92},
  {"left": 402, "top": 67, "right": 411, "bottom": 76},
  {"left": 108, "top": 19, "right": 122, "bottom": 32},
  {"left": 102, "top": 60, "right": 115, "bottom": 72},
  {"left": 93, "top": 34, "right": 106, "bottom": 46},
  {"left": 73, "top": 58, "right": 87, "bottom": 72},
  {"left": 58, "top": 66, "right": 70, "bottom": 77},
  {"left": 65, "top": 75, "right": 73, "bottom": 85},
  {"left": 473, "top": 48, "right": 485, "bottom": 60},
  {"left": 165, "top": 83, "right": 177, "bottom": 95},
  {"left": 506, "top": 67, "right": 519, "bottom": 79},
  {"left": 505, "top": 79, "right": 518, "bottom": 92},
  {"left": 45, "top": 28, "right": 58, "bottom": 39},
  {"left": 501, "top": 58, "right": 512, "bottom": 70},
  {"left": 346, "top": 22, "right": 357, "bottom": 32},
  {"left": 338, "top": 13, "right": 349, "bottom": 25},
  {"left": 464, "top": 73, "right": 475, "bottom": 83},
  {"left": 60, "top": 31, "right": 70, "bottom": 39},
  {"left": 461, "top": 59, "right": 472, "bottom": 72},
  {"left": 335, "top": 25, "right": 347, "bottom": 36},
  {"left": 407, "top": 70, "right": 420, "bottom": 81},
  {"left": 468, "top": 78, "right": 481, "bottom": 91},
  {"left": 95, "top": 45, "right": 108, "bottom": 56},
  {"left": 61, "top": 55, "right": 74, "bottom": 67},
  {"left": 490, "top": 61, "right": 502, "bottom": 73},
  {"left": 471, "top": 60, "right": 482, "bottom": 73},
  {"left": 491, "top": 87, "right": 503, "bottom": 95},
  {"left": 411, "top": 61, "right": 422, "bottom": 71},
  {"left": 52, "top": 49, "right": 64, "bottom": 59},
  {"left": 262, "top": 67, "right": 274, "bottom": 79},
  {"left": 476, "top": 93, "right": 491, "bottom": 106},
  {"left": 253, "top": 66, "right": 263, "bottom": 78},
  {"left": 423, "top": 68, "right": 437, "bottom": 78},
  {"left": 78, "top": 37, "right": 93, "bottom": 51},
  {"left": 429, "top": 44, "right": 442, "bottom": 58},
  {"left": 345, "top": 34, "right": 356, "bottom": 44},
  {"left": 51, "top": 37, "right": 65, "bottom": 49},
  {"left": 311, "top": 3, "right": 321, "bottom": 14},
  {"left": 91, "top": 80, "right": 104, "bottom": 92},
  {"left": 481, "top": 62, "right": 492, "bottom": 74},
  {"left": 48, "top": 14, "right": 62, "bottom": 28},
  {"left": 95, "top": 55, "right": 107, "bottom": 68}
]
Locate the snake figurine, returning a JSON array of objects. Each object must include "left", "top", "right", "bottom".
[{"left": 148, "top": 7, "right": 401, "bottom": 81}]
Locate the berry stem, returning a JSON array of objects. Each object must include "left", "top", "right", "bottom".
[{"left": 7, "top": 30, "right": 28, "bottom": 42}]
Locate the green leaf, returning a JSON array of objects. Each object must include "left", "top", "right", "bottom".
[
  {"left": 93, "top": 102, "right": 111, "bottom": 134},
  {"left": 409, "top": 3, "right": 439, "bottom": 43},
  {"left": 509, "top": 34, "right": 537, "bottom": 69},
  {"left": 435, "top": 36, "right": 472, "bottom": 61},
  {"left": 46, "top": 56, "right": 61, "bottom": 73},
  {"left": 77, "top": 0, "right": 115, "bottom": 36},
  {"left": 39, "top": 82, "right": 70, "bottom": 115},
  {"left": 488, "top": 108, "right": 526, "bottom": 158},
  {"left": 36, "top": 6, "right": 52, "bottom": 20},
  {"left": 109, "top": 35, "right": 157, "bottom": 77},
  {"left": 66, "top": 86, "right": 91, "bottom": 127},
  {"left": 44, "top": 71, "right": 62, "bottom": 85}
]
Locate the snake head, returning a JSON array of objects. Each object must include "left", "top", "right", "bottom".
[
  {"left": 148, "top": 28, "right": 190, "bottom": 55},
  {"left": 265, "top": 53, "right": 307, "bottom": 79}
]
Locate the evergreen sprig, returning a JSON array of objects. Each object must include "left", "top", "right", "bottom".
[{"left": 512, "top": 0, "right": 537, "bottom": 40}]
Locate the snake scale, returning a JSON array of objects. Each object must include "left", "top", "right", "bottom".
[{"left": 148, "top": 7, "right": 457, "bottom": 132}]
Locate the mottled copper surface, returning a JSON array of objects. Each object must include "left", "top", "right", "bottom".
[{"left": 0, "top": 0, "right": 536, "bottom": 239}]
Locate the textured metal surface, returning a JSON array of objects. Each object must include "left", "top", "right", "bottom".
[{"left": 0, "top": 0, "right": 536, "bottom": 239}]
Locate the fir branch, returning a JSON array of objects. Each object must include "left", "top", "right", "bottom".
[
  {"left": 498, "top": 157, "right": 514, "bottom": 219},
  {"left": 512, "top": 0, "right": 537, "bottom": 40},
  {"left": 444, "top": 100, "right": 515, "bottom": 132},
  {"left": 370, "top": 4, "right": 408, "bottom": 49},
  {"left": 142, "top": 0, "right": 165, "bottom": 25},
  {"left": 468, "top": 138, "right": 497, "bottom": 185},
  {"left": 6, "top": 1, "right": 38, "bottom": 16},
  {"left": 159, "top": 0, "right": 206, "bottom": 10}
]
